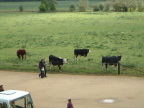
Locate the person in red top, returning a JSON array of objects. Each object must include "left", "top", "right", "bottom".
[
  {"left": 0, "top": 85, "right": 4, "bottom": 92},
  {"left": 39, "top": 59, "right": 46, "bottom": 78},
  {"left": 67, "top": 99, "right": 74, "bottom": 108}
]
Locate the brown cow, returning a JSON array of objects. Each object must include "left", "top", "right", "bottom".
[{"left": 17, "top": 49, "right": 26, "bottom": 60}]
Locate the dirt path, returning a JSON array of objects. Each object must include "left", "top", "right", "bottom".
[{"left": 0, "top": 71, "right": 144, "bottom": 108}]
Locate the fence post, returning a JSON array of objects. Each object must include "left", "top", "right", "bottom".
[{"left": 118, "top": 62, "right": 120, "bottom": 75}]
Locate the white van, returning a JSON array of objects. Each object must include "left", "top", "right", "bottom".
[{"left": 0, "top": 90, "right": 34, "bottom": 108}]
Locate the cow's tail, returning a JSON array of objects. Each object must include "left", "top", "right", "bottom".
[
  {"left": 102, "top": 57, "right": 104, "bottom": 66},
  {"left": 102, "top": 57, "right": 105, "bottom": 70}
]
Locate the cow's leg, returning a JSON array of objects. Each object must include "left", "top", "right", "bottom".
[
  {"left": 84, "top": 55, "right": 87, "bottom": 60},
  {"left": 114, "top": 63, "right": 117, "bottom": 70},
  {"left": 58, "top": 65, "right": 61, "bottom": 72},
  {"left": 17, "top": 55, "right": 20, "bottom": 59},
  {"left": 75, "top": 55, "right": 78, "bottom": 61},
  {"left": 20, "top": 55, "right": 22, "bottom": 59},
  {"left": 22, "top": 55, "right": 24, "bottom": 60},
  {"left": 105, "top": 64, "right": 108, "bottom": 70},
  {"left": 49, "top": 64, "right": 53, "bottom": 71}
]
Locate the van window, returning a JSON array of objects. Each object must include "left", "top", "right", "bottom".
[
  {"left": 10, "top": 96, "right": 33, "bottom": 108},
  {"left": 0, "top": 103, "right": 2, "bottom": 108},
  {"left": 3, "top": 103, "right": 8, "bottom": 108}
]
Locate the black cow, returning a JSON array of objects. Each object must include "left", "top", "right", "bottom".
[
  {"left": 17, "top": 49, "right": 26, "bottom": 60},
  {"left": 102, "top": 56, "right": 122, "bottom": 70},
  {"left": 74, "top": 49, "right": 90, "bottom": 60},
  {"left": 49, "top": 55, "right": 68, "bottom": 72}
]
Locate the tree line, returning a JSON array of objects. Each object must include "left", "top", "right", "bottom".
[
  {"left": 107, "top": 0, "right": 144, "bottom": 12},
  {"left": 38, "top": 0, "right": 144, "bottom": 12},
  {"left": 0, "top": 0, "right": 41, "bottom": 2},
  {"left": 0, "top": 0, "right": 40, "bottom": 1},
  {"left": 1, "top": 0, "right": 143, "bottom": 12},
  {"left": 0, "top": 0, "right": 105, "bottom": 2}
]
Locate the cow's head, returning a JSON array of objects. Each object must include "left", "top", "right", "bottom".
[
  {"left": 117, "top": 56, "right": 122, "bottom": 61},
  {"left": 63, "top": 58, "right": 68, "bottom": 64}
]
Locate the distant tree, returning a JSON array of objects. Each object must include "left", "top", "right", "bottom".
[
  {"left": 99, "top": 4, "right": 104, "bottom": 10},
  {"left": 49, "top": 0, "right": 57, "bottom": 12},
  {"left": 39, "top": 3, "right": 47, "bottom": 12},
  {"left": 78, "top": 0, "right": 89, "bottom": 12},
  {"left": 137, "top": 1, "right": 144, "bottom": 12},
  {"left": 19, "top": 5, "right": 24, "bottom": 12},
  {"left": 103, "top": 3, "right": 110, "bottom": 12},
  {"left": 108, "top": 0, "right": 138, "bottom": 12},
  {"left": 39, "top": 0, "right": 48, "bottom": 12},
  {"left": 39, "top": 0, "right": 57, "bottom": 12},
  {"left": 93, "top": 4, "right": 100, "bottom": 11},
  {"left": 112, "top": 1, "right": 123, "bottom": 12},
  {"left": 69, "top": 4, "right": 75, "bottom": 12},
  {"left": 129, "top": 4, "right": 137, "bottom": 12},
  {"left": 93, "top": 4, "right": 104, "bottom": 11}
]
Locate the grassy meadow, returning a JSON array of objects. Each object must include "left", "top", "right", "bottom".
[{"left": 0, "top": 2, "right": 144, "bottom": 75}]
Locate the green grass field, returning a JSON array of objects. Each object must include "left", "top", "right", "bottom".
[{"left": 0, "top": 2, "right": 144, "bottom": 75}]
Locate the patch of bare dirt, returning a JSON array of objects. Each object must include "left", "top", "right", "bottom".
[{"left": 0, "top": 71, "right": 144, "bottom": 108}]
